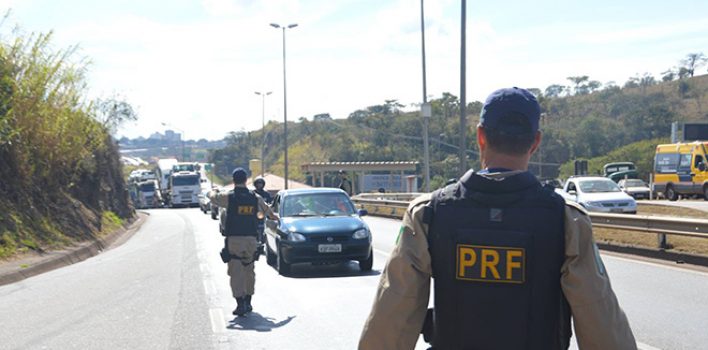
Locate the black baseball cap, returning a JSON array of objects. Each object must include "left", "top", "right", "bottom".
[
  {"left": 479, "top": 87, "right": 540, "bottom": 135},
  {"left": 232, "top": 167, "right": 248, "bottom": 183}
]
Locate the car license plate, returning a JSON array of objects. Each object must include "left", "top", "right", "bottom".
[
  {"left": 318, "top": 244, "right": 342, "bottom": 253},
  {"left": 610, "top": 208, "right": 624, "bottom": 213}
]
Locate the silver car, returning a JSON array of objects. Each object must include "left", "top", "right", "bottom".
[
  {"left": 617, "top": 179, "right": 651, "bottom": 200},
  {"left": 560, "top": 177, "right": 637, "bottom": 214}
]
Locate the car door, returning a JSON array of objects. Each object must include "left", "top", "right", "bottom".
[
  {"left": 692, "top": 152, "right": 706, "bottom": 194},
  {"left": 265, "top": 195, "right": 280, "bottom": 249}
]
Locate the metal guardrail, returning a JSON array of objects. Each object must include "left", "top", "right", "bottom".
[{"left": 352, "top": 194, "right": 708, "bottom": 247}]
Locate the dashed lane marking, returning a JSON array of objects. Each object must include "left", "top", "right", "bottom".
[
  {"left": 637, "top": 341, "right": 662, "bottom": 350},
  {"left": 209, "top": 308, "right": 226, "bottom": 334}
]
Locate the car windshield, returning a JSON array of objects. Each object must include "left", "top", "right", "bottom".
[
  {"left": 172, "top": 175, "right": 200, "bottom": 186},
  {"left": 578, "top": 180, "right": 621, "bottom": 193},
  {"left": 282, "top": 193, "right": 356, "bottom": 217},
  {"left": 623, "top": 180, "right": 646, "bottom": 187}
]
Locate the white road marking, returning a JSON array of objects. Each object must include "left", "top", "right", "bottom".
[
  {"left": 209, "top": 308, "right": 226, "bottom": 334},
  {"left": 373, "top": 248, "right": 391, "bottom": 257},
  {"left": 637, "top": 341, "right": 662, "bottom": 350},
  {"left": 203, "top": 280, "right": 216, "bottom": 295}
]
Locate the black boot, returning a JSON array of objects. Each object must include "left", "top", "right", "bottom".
[
  {"left": 233, "top": 297, "right": 247, "bottom": 316},
  {"left": 245, "top": 295, "right": 253, "bottom": 313}
]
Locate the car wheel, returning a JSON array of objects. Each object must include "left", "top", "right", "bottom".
[
  {"left": 266, "top": 243, "right": 276, "bottom": 266},
  {"left": 358, "top": 251, "right": 373, "bottom": 272},
  {"left": 665, "top": 185, "right": 678, "bottom": 201},
  {"left": 703, "top": 185, "right": 708, "bottom": 201},
  {"left": 211, "top": 210, "right": 218, "bottom": 220},
  {"left": 276, "top": 244, "right": 291, "bottom": 275}
]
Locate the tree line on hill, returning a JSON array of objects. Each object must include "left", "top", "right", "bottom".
[{"left": 209, "top": 52, "right": 708, "bottom": 189}]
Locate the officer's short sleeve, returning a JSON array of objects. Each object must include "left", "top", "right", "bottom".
[
  {"left": 359, "top": 194, "right": 432, "bottom": 350},
  {"left": 561, "top": 203, "right": 637, "bottom": 349},
  {"left": 209, "top": 191, "right": 230, "bottom": 208},
  {"left": 256, "top": 195, "right": 275, "bottom": 218}
]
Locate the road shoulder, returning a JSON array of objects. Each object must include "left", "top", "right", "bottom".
[{"left": 0, "top": 211, "right": 149, "bottom": 286}]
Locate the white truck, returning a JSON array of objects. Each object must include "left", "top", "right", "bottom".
[
  {"left": 168, "top": 170, "right": 201, "bottom": 207},
  {"left": 155, "top": 158, "right": 179, "bottom": 205},
  {"left": 134, "top": 180, "right": 160, "bottom": 209}
]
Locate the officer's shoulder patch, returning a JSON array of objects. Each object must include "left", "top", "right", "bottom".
[{"left": 564, "top": 199, "right": 588, "bottom": 215}]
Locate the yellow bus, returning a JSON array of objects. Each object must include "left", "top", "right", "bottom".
[{"left": 653, "top": 141, "right": 708, "bottom": 201}]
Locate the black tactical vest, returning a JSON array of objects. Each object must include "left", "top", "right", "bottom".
[
  {"left": 225, "top": 188, "right": 259, "bottom": 236},
  {"left": 254, "top": 188, "right": 273, "bottom": 205},
  {"left": 426, "top": 170, "right": 570, "bottom": 350}
]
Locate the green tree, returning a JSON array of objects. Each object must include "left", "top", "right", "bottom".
[{"left": 680, "top": 52, "right": 707, "bottom": 78}]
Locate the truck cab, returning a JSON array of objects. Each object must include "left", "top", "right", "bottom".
[{"left": 168, "top": 171, "right": 201, "bottom": 207}]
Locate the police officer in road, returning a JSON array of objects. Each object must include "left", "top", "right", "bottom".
[
  {"left": 359, "top": 87, "right": 636, "bottom": 349},
  {"left": 209, "top": 168, "right": 278, "bottom": 316},
  {"left": 338, "top": 170, "right": 353, "bottom": 196},
  {"left": 252, "top": 176, "right": 272, "bottom": 244},
  {"left": 253, "top": 176, "right": 273, "bottom": 204}
]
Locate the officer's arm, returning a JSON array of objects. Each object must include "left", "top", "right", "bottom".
[
  {"left": 561, "top": 203, "right": 637, "bottom": 349},
  {"left": 359, "top": 195, "right": 432, "bottom": 350},
  {"left": 257, "top": 196, "right": 278, "bottom": 220},
  {"left": 208, "top": 190, "right": 229, "bottom": 208}
]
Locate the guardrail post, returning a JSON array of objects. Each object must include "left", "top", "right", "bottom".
[{"left": 658, "top": 233, "right": 668, "bottom": 249}]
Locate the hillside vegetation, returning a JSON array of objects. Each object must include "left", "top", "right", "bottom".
[
  {"left": 0, "top": 30, "right": 132, "bottom": 259},
  {"left": 211, "top": 70, "right": 708, "bottom": 188}
]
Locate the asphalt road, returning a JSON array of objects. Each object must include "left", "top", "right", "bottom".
[{"left": 1, "top": 209, "right": 707, "bottom": 349}]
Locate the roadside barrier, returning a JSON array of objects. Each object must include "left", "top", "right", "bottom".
[{"left": 352, "top": 194, "right": 708, "bottom": 249}]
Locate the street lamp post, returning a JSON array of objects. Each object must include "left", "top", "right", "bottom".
[
  {"left": 270, "top": 22, "right": 298, "bottom": 190},
  {"left": 255, "top": 91, "right": 272, "bottom": 176}
]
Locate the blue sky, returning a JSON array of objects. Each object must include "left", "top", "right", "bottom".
[{"left": 2, "top": 0, "right": 708, "bottom": 140}]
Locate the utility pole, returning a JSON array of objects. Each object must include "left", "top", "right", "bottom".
[
  {"left": 421, "top": 0, "right": 431, "bottom": 192},
  {"left": 459, "top": 0, "right": 467, "bottom": 173}
]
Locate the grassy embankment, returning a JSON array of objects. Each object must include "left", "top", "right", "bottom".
[{"left": 0, "top": 30, "right": 132, "bottom": 260}]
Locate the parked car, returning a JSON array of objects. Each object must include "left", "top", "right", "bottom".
[
  {"left": 560, "top": 176, "right": 637, "bottom": 214},
  {"left": 617, "top": 179, "right": 651, "bottom": 200},
  {"left": 263, "top": 188, "right": 373, "bottom": 275}
]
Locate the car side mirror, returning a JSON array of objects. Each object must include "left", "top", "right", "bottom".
[
  {"left": 699, "top": 162, "right": 707, "bottom": 172},
  {"left": 568, "top": 190, "right": 577, "bottom": 196},
  {"left": 357, "top": 209, "right": 368, "bottom": 217}
]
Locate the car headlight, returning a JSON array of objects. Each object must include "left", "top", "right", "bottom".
[
  {"left": 352, "top": 228, "right": 370, "bottom": 239},
  {"left": 583, "top": 201, "right": 602, "bottom": 207},
  {"left": 287, "top": 232, "right": 306, "bottom": 242}
]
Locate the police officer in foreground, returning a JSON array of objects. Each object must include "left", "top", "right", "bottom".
[
  {"left": 359, "top": 87, "right": 636, "bottom": 349},
  {"left": 208, "top": 168, "right": 277, "bottom": 316}
]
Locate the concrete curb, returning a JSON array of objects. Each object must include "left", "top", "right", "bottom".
[{"left": 0, "top": 212, "right": 148, "bottom": 286}]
